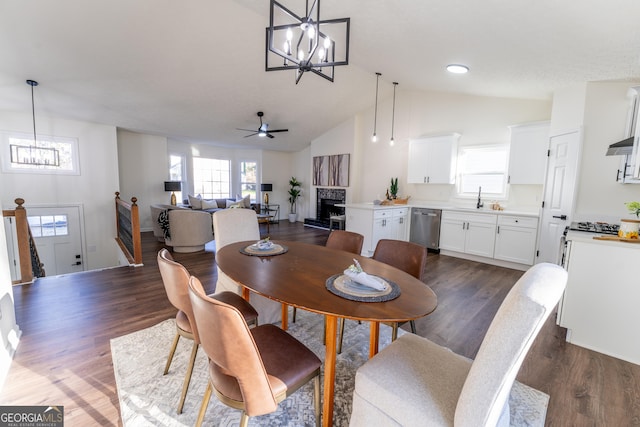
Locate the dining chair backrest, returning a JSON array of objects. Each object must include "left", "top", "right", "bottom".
[
  {"left": 157, "top": 248, "right": 200, "bottom": 343},
  {"left": 326, "top": 230, "right": 364, "bottom": 255},
  {"left": 372, "top": 239, "right": 427, "bottom": 281},
  {"left": 213, "top": 208, "right": 259, "bottom": 250},
  {"left": 188, "top": 276, "right": 278, "bottom": 416}
]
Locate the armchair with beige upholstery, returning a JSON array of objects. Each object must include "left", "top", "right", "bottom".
[
  {"left": 213, "top": 208, "right": 282, "bottom": 324},
  {"left": 349, "top": 263, "right": 568, "bottom": 427},
  {"left": 163, "top": 209, "right": 214, "bottom": 253},
  {"left": 188, "top": 276, "right": 322, "bottom": 427}
]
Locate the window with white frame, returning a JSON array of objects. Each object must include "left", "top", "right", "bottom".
[
  {"left": 192, "top": 157, "right": 230, "bottom": 199},
  {"left": 1, "top": 131, "right": 80, "bottom": 175},
  {"left": 240, "top": 161, "right": 257, "bottom": 201},
  {"left": 169, "top": 154, "right": 184, "bottom": 203},
  {"left": 457, "top": 144, "right": 509, "bottom": 198}
]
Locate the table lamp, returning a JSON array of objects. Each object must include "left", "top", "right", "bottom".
[
  {"left": 261, "top": 183, "right": 273, "bottom": 205},
  {"left": 164, "top": 181, "right": 182, "bottom": 206}
]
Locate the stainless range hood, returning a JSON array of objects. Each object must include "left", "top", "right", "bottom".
[{"left": 606, "top": 136, "right": 634, "bottom": 156}]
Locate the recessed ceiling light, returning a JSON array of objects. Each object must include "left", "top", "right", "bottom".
[{"left": 446, "top": 64, "right": 469, "bottom": 74}]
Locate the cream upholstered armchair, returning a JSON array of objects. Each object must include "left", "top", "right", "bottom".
[
  {"left": 349, "top": 263, "right": 567, "bottom": 427},
  {"left": 164, "top": 209, "right": 214, "bottom": 253},
  {"left": 212, "top": 208, "right": 282, "bottom": 324}
]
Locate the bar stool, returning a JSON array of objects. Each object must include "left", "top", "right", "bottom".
[{"left": 329, "top": 215, "right": 345, "bottom": 230}]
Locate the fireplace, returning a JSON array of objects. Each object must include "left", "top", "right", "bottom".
[{"left": 304, "top": 188, "right": 346, "bottom": 229}]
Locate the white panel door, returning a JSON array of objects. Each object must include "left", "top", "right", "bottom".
[
  {"left": 28, "top": 206, "right": 84, "bottom": 276},
  {"left": 537, "top": 130, "right": 580, "bottom": 264}
]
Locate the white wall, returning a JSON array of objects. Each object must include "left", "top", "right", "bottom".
[
  {"left": 309, "top": 89, "right": 552, "bottom": 209},
  {"left": 0, "top": 111, "right": 120, "bottom": 271},
  {"left": 262, "top": 150, "right": 295, "bottom": 221},
  {"left": 117, "top": 130, "right": 168, "bottom": 231}
]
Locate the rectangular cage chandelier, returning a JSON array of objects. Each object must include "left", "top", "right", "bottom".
[{"left": 265, "top": 0, "right": 350, "bottom": 84}]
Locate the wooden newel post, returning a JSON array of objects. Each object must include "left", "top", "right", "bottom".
[
  {"left": 14, "top": 198, "right": 33, "bottom": 283},
  {"left": 130, "top": 197, "right": 142, "bottom": 263}
]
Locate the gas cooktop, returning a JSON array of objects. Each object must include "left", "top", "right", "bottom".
[{"left": 569, "top": 221, "right": 620, "bottom": 235}]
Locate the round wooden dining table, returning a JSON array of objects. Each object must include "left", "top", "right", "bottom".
[{"left": 216, "top": 240, "right": 437, "bottom": 427}]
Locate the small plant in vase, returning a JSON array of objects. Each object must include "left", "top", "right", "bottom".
[
  {"left": 620, "top": 201, "right": 640, "bottom": 239},
  {"left": 390, "top": 177, "right": 398, "bottom": 199},
  {"left": 288, "top": 177, "right": 302, "bottom": 223}
]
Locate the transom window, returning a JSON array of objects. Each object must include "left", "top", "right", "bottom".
[
  {"left": 1, "top": 131, "right": 80, "bottom": 175},
  {"left": 457, "top": 144, "right": 509, "bottom": 198},
  {"left": 193, "top": 157, "right": 230, "bottom": 199}
]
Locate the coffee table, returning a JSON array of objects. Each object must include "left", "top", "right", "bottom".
[{"left": 216, "top": 240, "right": 437, "bottom": 427}]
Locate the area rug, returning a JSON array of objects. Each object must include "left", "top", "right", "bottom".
[{"left": 111, "top": 309, "right": 549, "bottom": 426}]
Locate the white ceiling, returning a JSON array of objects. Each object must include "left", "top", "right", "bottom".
[{"left": 1, "top": 0, "right": 640, "bottom": 152}]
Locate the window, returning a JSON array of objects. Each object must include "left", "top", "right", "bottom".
[
  {"left": 457, "top": 145, "right": 509, "bottom": 198},
  {"left": 240, "top": 161, "right": 257, "bottom": 201},
  {"left": 169, "top": 154, "right": 184, "bottom": 203},
  {"left": 1, "top": 131, "right": 80, "bottom": 175},
  {"left": 28, "top": 215, "right": 68, "bottom": 237},
  {"left": 192, "top": 157, "right": 230, "bottom": 199}
]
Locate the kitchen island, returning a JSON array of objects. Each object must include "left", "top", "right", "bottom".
[{"left": 559, "top": 230, "right": 640, "bottom": 365}]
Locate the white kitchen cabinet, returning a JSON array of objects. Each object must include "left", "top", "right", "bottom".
[
  {"left": 494, "top": 215, "right": 538, "bottom": 265},
  {"left": 439, "top": 211, "right": 497, "bottom": 258},
  {"left": 345, "top": 206, "right": 409, "bottom": 256},
  {"left": 407, "top": 133, "right": 460, "bottom": 184},
  {"left": 507, "top": 122, "right": 550, "bottom": 185},
  {"left": 558, "top": 235, "right": 640, "bottom": 365}
]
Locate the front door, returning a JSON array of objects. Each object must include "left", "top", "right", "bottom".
[
  {"left": 27, "top": 205, "right": 84, "bottom": 276},
  {"left": 537, "top": 129, "right": 581, "bottom": 264}
]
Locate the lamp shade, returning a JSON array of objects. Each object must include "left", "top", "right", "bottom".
[
  {"left": 261, "top": 183, "right": 273, "bottom": 192},
  {"left": 164, "top": 181, "right": 182, "bottom": 192}
]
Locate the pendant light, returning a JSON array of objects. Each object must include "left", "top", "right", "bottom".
[
  {"left": 372, "top": 72, "right": 381, "bottom": 142},
  {"left": 390, "top": 82, "right": 398, "bottom": 146}
]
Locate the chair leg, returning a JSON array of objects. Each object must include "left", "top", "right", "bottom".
[
  {"left": 164, "top": 333, "right": 180, "bottom": 375},
  {"left": 195, "top": 382, "right": 212, "bottom": 427},
  {"left": 177, "top": 341, "right": 199, "bottom": 414},
  {"left": 337, "top": 318, "right": 345, "bottom": 354},
  {"left": 292, "top": 306, "right": 297, "bottom": 323},
  {"left": 392, "top": 323, "right": 399, "bottom": 341},
  {"left": 410, "top": 320, "right": 416, "bottom": 334},
  {"left": 240, "top": 412, "right": 250, "bottom": 427},
  {"left": 314, "top": 374, "right": 321, "bottom": 427}
]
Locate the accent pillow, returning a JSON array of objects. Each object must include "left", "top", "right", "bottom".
[
  {"left": 236, "top": 194, "right": 251, "bottom": 208},
  {"left": 226, "top": 200, "right": 245, "bottom": 209},
  {"left": 188, "top": 194, "right": 202, "bottom": 210},
  {"left": 201, "top": 199, "right": 218, "bottom": 209},
  {"left": 216, "top": 199, "right": 227, "bottom": 208}
]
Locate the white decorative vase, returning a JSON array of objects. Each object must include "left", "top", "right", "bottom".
[
  {"left": 288, "top": 213, "right": 297, "bottom": 223},
  {"left": 618, "top": 219, "right": 640, "bottom": 239}
]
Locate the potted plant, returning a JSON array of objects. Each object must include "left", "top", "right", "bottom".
[
  {"left": 288, "top": 176, "right": 302, "bottom": 223},
  {"left": 389, "top": 177, "right": 398, "bottom": 199},
  {"left": 620, "top": 201, "right": 640, "bottom": 238}
]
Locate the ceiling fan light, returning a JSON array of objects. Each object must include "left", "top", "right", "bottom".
[{"left": 446, "top": 64, "right": 469, "bottom": 74}]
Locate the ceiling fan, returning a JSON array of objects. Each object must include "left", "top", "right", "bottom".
[{"left": 237, "top": 111, "right": 288, "bottom": 139}]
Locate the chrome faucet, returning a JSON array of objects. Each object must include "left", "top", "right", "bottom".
[{"left": 476, "top": 186, "right": 484, "bottom": 209}]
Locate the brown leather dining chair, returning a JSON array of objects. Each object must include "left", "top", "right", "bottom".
[
  {"left": 324, "top": 230, "right": 365, "bottom": 353},
  {"left": 372, "top": 239, "right": 428, "bottom": 340},
  {"left": 157, "top": 248, "right": 258, "bottom": 414},
  {"left": 188, "top": 276, "right": 322, "bottom": 427}
]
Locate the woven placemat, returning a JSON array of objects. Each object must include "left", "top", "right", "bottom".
[
  {"left": 240, "top": 243, "right": 288, "bottom": 257},
  {"left": 326, "top": 274, "right": 400, "bottom": 302}
]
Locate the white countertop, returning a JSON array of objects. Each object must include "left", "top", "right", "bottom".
[
  {"left": 339, "top": 201, "right": 540, "bottom": 218},
  {"left": 566, "top": 230, "right": 640, "bottom": 249}
]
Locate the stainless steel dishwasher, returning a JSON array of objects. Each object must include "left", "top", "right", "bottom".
[{"left": 409, "top": 208, "right": 442, "bottom": 252}]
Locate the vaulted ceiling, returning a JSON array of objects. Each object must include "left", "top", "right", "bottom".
[{"left": 1, "top": 0, "right": 639, "bottom": 152}]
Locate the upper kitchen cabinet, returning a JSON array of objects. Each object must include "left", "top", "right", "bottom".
[
  {"left": 407, "top": 133, "right": 460, "bottom": 184},
  {"left": 507, "top": 121, "right": 550, "bottom": 185}
]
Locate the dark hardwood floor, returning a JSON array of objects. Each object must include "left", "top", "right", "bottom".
[{"left": 2, "top": 221, "right": 639, "bottom": 426}]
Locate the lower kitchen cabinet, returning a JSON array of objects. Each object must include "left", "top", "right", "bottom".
[
  {"left": 439, "top": 211, "right": 497, "bottom": 258},
  {"left": 345, "top": 206, "right": 408, "bottom": 256},
  {"left": 494, "top": 215, "right": 538, "bottom": 265}
]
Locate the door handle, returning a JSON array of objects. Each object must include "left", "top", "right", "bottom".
[{"left": 552, "top": 215, "right": 567, "bottom": 220}]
